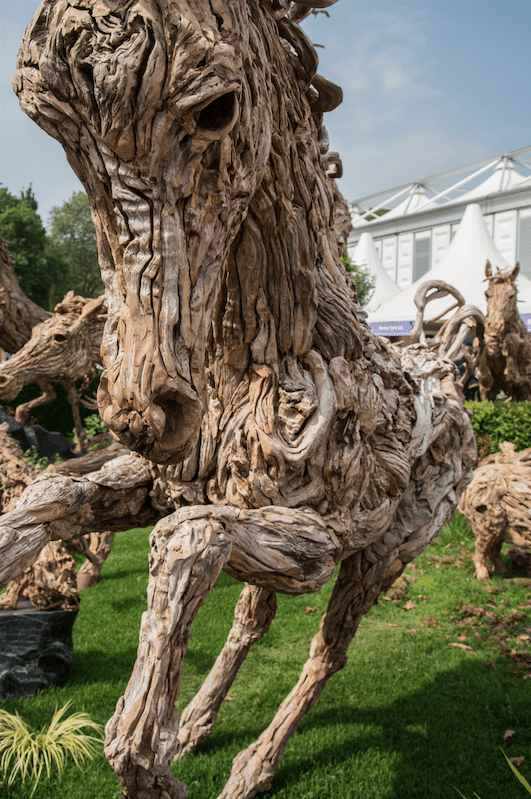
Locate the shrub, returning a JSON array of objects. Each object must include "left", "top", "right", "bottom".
[{"left": 466, "top": 400, "right": 531, "bottom": 457}]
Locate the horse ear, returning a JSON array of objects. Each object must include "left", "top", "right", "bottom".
[
  {"left": 511, "top": 262, "right": 520, "bottom": 279},
  {"left": 485, "top": 260, "right": 492, "bottom": 278},
  {"left": 68, "top": 294, "right": 106, "bottom": 334}
]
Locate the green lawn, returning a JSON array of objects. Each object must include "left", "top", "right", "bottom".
[{"left": 2, "top": 514, "right": 530, "bottom": 798}]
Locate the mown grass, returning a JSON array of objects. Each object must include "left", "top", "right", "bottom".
[{"left": 1, "top": 514, "right": 530, "bottom": 798}]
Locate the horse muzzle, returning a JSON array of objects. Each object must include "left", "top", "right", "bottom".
[
  {"left": 0, "top": 372, "right": 22, "bottom": 402},
  {"left": 98, "top": 372, "right": 202, "bottom": 465}
]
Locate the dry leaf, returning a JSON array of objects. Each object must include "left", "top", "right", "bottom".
[
  {"left": 510, "top": 756, "right": 525, "bottom": 767},
  {"left": 386, "top": 623, "right": 398, "bottom": 627},
  {"left": 224, "top": 695, "right": 235, "bottom": 702},
  {"left": 457, "top": 633, "right": 467, "bottom": 642},
  {"left": 304, "top": 606, "right": 317, "bottom": 614},
  {"left": 406, "top": 628, "right": 419, "bottom": 633},
  {"left": 422, "top": 616, "right": 438, "bottom": 628},
  {"left": 402, "top": 600, "right": 416, "bottom": 611},
  {"left": 448, "top": 643, "right": 476, "bottom": 654},
  {"left": 503, "top": 729, "right": 516, "bottom": 744},
  {"left": 484, "top": 661, "right": 497, "bottom": 671}
]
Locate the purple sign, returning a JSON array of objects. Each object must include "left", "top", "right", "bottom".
[
  {"left": 521, "top": 314, "right": 531, "bottom": 333},
  {"left": 370, "top": 320, "right": 414, "bottom": 337}
]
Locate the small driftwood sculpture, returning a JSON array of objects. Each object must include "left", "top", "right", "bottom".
[
  {"left": 0, "top": 236, "right": 50, "bottom": 359},
  {"left": 409, "top": 278, "right": 485, "bottom": 390},
  {"left": 8, "top": 2, "right": 476, "bottom": 797},
  {"left": 0, "top": 422, "right": 79, "bottom": 610},
  {"left": 478, "top": 261, "right": 531, "bottom": 400},
  {"left": 0, "top": 291, "right": 106, "bottom": 441},
  {"left": 459, "top": 442, "right": 531, "bottom": 580},
  {"left": 0, "top": 421, "right": 39, "bottom": 512}
]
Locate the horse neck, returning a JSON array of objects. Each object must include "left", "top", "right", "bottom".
[{"left": 209, "top": 154, "right": 363, "bottom": 408}]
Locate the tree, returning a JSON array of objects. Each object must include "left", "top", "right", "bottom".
[
  {"left": 0, "top": 186, "right": 67, "bottom": 310},
  {"left": 341, "top": 251, "right": 375, "bottom": 308},
  {"left": 49, "top": 192, "right": 103, "bottom": 298}
]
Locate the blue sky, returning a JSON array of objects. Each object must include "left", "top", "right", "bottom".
[{"left": 1, "top": 0, "right": 530, "bottom": 226}]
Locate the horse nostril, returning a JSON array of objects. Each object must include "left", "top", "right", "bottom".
[{"left": 196, "top": 91, "right": 237, "bottom": 136}]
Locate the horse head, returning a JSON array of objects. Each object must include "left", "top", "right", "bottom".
[
  {"left": 14, "top": 0, "right": 352, "bottom": 465},
  {"left": 484, "top": 259, "right": 520, "bottom": 323}
]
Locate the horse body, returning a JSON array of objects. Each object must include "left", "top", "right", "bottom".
[
  {"left": 11, "top": 2, "right": 477, "bottom": 797},
  {"left": 478, "top": 261, "right": 531, "bottom": 400}
]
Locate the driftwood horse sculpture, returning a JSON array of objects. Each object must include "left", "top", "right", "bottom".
[
  {"left": 0, "top": 291, "right": 106, "bottom": 440},
  {"left": 478, "top": 260, "right": 531, "bottom": 400},
  {"left": 4, "top": 2, "right": 475, "bottom": 797}
]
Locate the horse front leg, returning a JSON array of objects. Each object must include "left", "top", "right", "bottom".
[
  {"left": 13, "top": 381, "right": 56, "bottom": 425},
  {"left": 177, "top": 584, "right": 277, "bottom": 757},
  {"left": 104, "top": 510, "right": 232, "bottom": 799}
]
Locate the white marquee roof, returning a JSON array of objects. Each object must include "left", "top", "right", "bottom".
[
  {"left": 369, "top": 203, "right": 531, "bottom": 325},
  {"left": 352, "top": 232, "right": 401, "bottom": 312},
  {"left": 352, "top": 146, "right": 531, "bottom": 228},
  {"left": 457, "top": 158, "right": 529, "bottom": 204},
  {"left": 380, "top": 185, "right": 439, "bottom": 220}
]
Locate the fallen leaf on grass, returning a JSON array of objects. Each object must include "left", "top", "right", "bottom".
[
  {"left": 510, "top": 756, "right": 525, "bottom": 767},
  {"left": 224, "top": 695, "right": 235, "bottom": 701},
  {"left": 503, "top": 729, "right": 516, "bottom": 744},
  {"left": 457, "top": 633, "right": 467, "bottom": 642},
  {"left": 417, "top": 594, "right": 428, "bottom": 601},
  {"left": 304, "top": 606, "right": 317, "bottom": 614},
  {"left": 484, "top": 661, "right": 497, "bottom": 671},
  {"left": 402, "top": 600, "right": 416, "bottom": 611},
  {"left": 386, "top": 623, "right": 398, "bottom": 627},
  {"left": 406, "top": 628, "right": 419, "bottom": 633},
  {"left": 448, "top": 643, "right": 476, "bottom": 654},
  {"left": 421, "top": 616, "right": 438, "bottom": 628}
]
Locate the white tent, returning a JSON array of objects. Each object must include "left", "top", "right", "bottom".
[
  {"left": 352, "top": 232, "right": 401, "bottom": 313},
  {"left": 368, "top": 203, "right": 531, "bottom": 335}
]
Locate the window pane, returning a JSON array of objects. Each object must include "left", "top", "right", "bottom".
[
  {"left": 414, "top": 235, "right": 431, "bottom": 282},
  {"left": 518, "top": 214, "right": 531, "bottom": 280}
]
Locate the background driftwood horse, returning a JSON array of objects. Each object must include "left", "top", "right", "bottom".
[
  {"left": 0, "top": 292, "right": 105, "bottom": 441},
  {"left": 477, "top": 260, "right": 531, "bottom": 400},
  {"left": 5, "top": 1, "right": 475, "bottom": 797}
]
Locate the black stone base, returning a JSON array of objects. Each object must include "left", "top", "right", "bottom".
[{"left": 0, "top": 599, "right": 78, "bottom": 701}]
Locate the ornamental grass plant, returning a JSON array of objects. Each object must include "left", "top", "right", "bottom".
[{"left": 0, "top": 701, "right": 103, "bottom": 795}]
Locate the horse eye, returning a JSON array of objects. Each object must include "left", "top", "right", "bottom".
[
  {"left": 53, "top": 333, "right": 68, "bottom": 343},
  {"left": 196, "top": 91, "right": 237, "bottom": 134}
]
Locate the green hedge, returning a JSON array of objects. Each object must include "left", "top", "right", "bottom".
[{"left": 466, "top": 400, "right": 531, "bottom": 456}]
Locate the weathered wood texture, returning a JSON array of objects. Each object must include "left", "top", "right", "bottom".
[
  {"left": 0, "top": 291, "right": 106, "bottom": 440},
  {"left": 478, "top": 261, "right": 531, "bottom": 400},
  {"left": 0, "top": 236, "right": 50, "bottom": 358},
  {"left": 11, "top": 2, "right": 476, "bottom": 797},
  {"left": 459, "top": 441, "right": 531, "bottom": 580}
]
